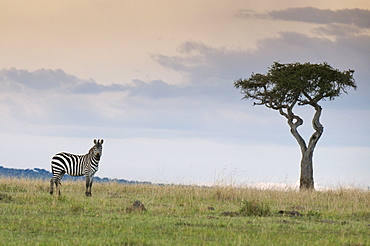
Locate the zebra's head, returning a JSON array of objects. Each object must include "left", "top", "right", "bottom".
[{"left": 92, "top": 139, "right": 104, "bottom": 160}]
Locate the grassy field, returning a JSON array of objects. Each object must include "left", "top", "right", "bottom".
[{"left": 0, "top": 178, "right": 369, "bottom": 246}]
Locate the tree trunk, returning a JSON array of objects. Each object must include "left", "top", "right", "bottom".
[
  {"left": 280, "top": 103, "right": 323, "bottom": 191},
  {"left": 300, "top": 149, "right": 315, "bottom": 190}
]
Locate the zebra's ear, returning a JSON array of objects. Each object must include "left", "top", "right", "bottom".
[
  {"left": 94, "top": 139, "right": 97, "bottom": 144},
  {"left": 100, "top": 139, "right": 104, "bottom": 144}
]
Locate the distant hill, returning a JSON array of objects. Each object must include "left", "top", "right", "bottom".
[{"left": 0, "top": 166, "right": 150, "bottom": 184}]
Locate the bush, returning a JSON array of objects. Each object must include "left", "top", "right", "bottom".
[
  {"left": 307, "top": 210, "right": 321, "bottom": 219},
  {"left": 239, "top": 200, "right": 271, "bottom": 216},
  {"left": 0, "top": 192, "right": 13, "bottom": 202}
]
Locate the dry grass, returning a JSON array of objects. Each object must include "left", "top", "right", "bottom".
[{"left": 0, "top": 177, "right": 369, "bottom": 245}]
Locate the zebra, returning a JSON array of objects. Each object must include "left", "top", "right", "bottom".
[{"left": 50, "top": 139, "right": 104, "bottom": 197}]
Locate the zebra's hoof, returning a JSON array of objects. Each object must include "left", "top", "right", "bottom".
[{"left": 85, "top": 192, "right": 92, "bottom": 197}]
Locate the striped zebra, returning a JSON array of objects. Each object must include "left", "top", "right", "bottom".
[{"left": 50, "top": 139, "right": 104, "bottom": 197}]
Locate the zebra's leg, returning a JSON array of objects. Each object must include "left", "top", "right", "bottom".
[
  {"left": 50, "top": 177, "right": 61, "bottom": 195},
  {"left": 55, "top": 180, "right": 61, "bottom": 196},
  {"left": 85, "top": 176, "right": 92, "bottom": 197},
  {"left": 50, "top": 178, "right": 54, "bottom": 195},
  {"left": 89, "top": 177, "right": 94, "bottom": 196},
  {"left": 59, "top": 181, "right": 62, "bottom": 196}
]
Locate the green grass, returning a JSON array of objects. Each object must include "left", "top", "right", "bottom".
[{"left": 0, "top": 178, "right": 369, "bottom": 245}]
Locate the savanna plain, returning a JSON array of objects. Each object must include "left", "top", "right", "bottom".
[{"left": 0, "top": 178, "right": 369, "bottom": 246}]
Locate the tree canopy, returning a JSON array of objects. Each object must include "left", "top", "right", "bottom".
[{"left": 234, "top": 62, "right": 356, "bottom": 109}]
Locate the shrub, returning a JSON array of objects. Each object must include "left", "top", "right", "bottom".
[
  {"left": 239, "top": 200, "right": 271, "bottom": 216},
  {"left": 307, "top": 210, "right": 321, "bottom": 219},
  {"left": 0, "top": 192, "right": 13, "bottom": 202}
]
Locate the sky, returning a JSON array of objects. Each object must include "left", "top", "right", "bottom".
[{"left": 1, "top": 0, "right": 369, "bottom": 188}]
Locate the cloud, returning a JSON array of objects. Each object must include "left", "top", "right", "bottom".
[
  {"left": 150, "top": 31, "right": 369, "bottom": 148},
  {"left": 0, "top": 68, "right": 124, "bottom": 94},
  {"left": 238, "top": 7, "right": 370, "bottom": 29},
  {"left": 153, "top": 33, "right": 369, "bottom": 97},
  {"left": 1, "top": 18, "right": 368, "bottom": 147},
  {"left": 0, "top": 67, "right": 253, "bottom": 140},
  {"left": 153, "top": 41, "right": 264, "bottom": 84},
  {"left": 128, "top": 79, "right": 185, "bottom": 99},
  {"left": 233, "top": 7, "right": 370, "bottom": 75},
  {"left": 0, "top": 68, "right": 207, "bottom": 100},
  {"left": 312, "top": 23, "right": 363, "bottom": 37},
  {"left": 0, "top": 68, "right": 80, "bottom": 91}
]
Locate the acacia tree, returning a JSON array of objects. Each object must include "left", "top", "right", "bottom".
[{"left": 234, "top": 62, "right": 356, "bottom": 190}]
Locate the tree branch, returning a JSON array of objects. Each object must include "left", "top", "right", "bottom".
[
  {"left": 307, "top": 103, "right": 324, "bottom": 152},
  {"left": 278, "top": 99, "right": 307, "bottom": 155}
]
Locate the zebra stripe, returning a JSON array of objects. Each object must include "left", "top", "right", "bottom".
[{"left": 50, "top": 139, "right": 104, "bottom": 197}]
